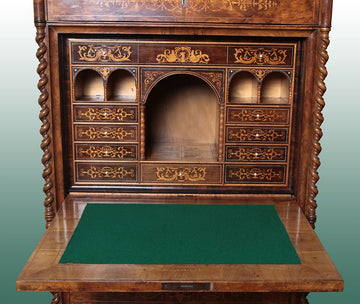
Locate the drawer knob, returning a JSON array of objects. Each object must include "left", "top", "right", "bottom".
[
  {"left": 104, "top": 131, "right": 108, "bottom": 135},
  {"left": 254, "top": 173, "right": 258, "bottom": 176},
  {"left": 256, "top": 114, "right": 260, "bottom": 117},
  {"left": 255, "top": 153, "right": 259, "bottom": 156},
  {"left": 256, "top": 134, "right": 259, "bottom": 137}
]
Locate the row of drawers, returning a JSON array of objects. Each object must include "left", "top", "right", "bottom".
[
  {"left": 74, "top": 105, "right": 290, "bottom": 125},
  {"left": 77, "top": 163, "right": 286, "bottom": 185},
  {"left": 71, "top": 41, "right": 295, "bottom": 67}
]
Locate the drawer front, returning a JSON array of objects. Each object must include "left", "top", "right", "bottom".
[
  {"left": 71, "top": 41, "right": 138, "bottom": 64},
  {"left": 141, "top": 164, "right": 222, "bottom": 184},
  {"left": 226, "top": 146, "right": 287, "bottom": 162},
  {"left": 226, "top": 127, "right": 288, "bottom": 143},
  {"left": 74, "top": 125, "right": 138, "bottom": 142},
  {"left": 75, "top": 144, "right": 138, "bottom": 161},
  {"left": 228, "top": 45, "right": 294, "bottom": 67},
  {"left": 227, "top": 107, "right": 290, "bottom": 124},
  {"left": 139, "top": 44, "right": 226, "bottom": 65},
  {"left": 225, "top": 165, "right": 286, "bottom": 184},
  {"left": 76, "top": 163, "right": 138, "bottom": 183},
  {"left": 74, "top": 105, "right": 138, "bottom": 122}
]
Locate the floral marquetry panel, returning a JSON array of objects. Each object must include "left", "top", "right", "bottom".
[
  {"left": 227, "top": 108, "right": 290, "bottom": 124},
  {"left": 76, "top": 163, "right": 138, "bottom": 183},
  {"left": 74, "top": 106, "right": 137, "bottom": 122},
  {"left": 141, "top": 164, "right": 222, "bottom": 184},
  {"left": 47, "top": 0, "right": 319, "bottom": 25},
  {"left": 229, "top": 46, "right": 294, "bottom": 67},
  {"left": 225, "top": 165, "right": 286, "bottom": 184},
  {"left": 75, "top": 144, "right": 138, "bottom": 160},
  {"left": 74, "top": 125, "right": 138, "bottom": 142},
  {"left": 226, "top": 126, "right": 288, "bottom": 143},
  {"left": 71, "top": 42, "right": 138, "bottom": 64},
  {"left": 226, "top": 146, "right": 287, "bottom": 162}
]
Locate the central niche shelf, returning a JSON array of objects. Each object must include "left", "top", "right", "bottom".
[
  {"left": 145, "top": 74, "right": 219, "bottom": 162},
  {"left": 229, "top": 71, "right": 258, "bottom": 104}
]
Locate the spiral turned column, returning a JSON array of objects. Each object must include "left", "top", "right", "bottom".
[
  {"left": 35, "top": 21, "right": 55, "bottom": 228},
  {"left": 306, "top": 28, "right": 330, "bottom": 228}
]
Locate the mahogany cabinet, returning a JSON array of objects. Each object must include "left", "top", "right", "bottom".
[{"left": 17, "top": 1, "right": 343, "bottom": 303}]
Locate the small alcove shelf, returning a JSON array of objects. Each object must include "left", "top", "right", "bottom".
[
  {"left": 145, "top": 74, "right": 219, "bottom": 162},
  {"left": 74, "top": 69, "right": 104, "bottom": 101},
  {"left": 229, "top": 71, "right": 258, "bottom": 104},
  {"left": 260, "top": 72, "right": 291, "bottom": 104},
  {"left": 107, "top": 69, "right": 137, "bottom": 102}
]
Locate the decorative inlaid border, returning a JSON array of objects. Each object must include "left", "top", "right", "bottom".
[
  {"left": 77, "top": 44, "right": 132, "bottom": 62},
  {"left": 156, "top": 167, "right": 207, "bottom": 182},
  {"left": 234, "top": 47, "right": 288, "bottom": 65}
]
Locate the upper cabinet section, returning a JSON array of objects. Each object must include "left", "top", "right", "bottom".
[{"left": 46, "top": 0, "right": 319, "bottom": 25}]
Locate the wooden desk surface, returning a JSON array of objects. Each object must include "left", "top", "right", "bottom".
[{"left": 17, "top": 195, "right": 343, "bottom": 293}]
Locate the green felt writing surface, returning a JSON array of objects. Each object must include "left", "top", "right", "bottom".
[{"left": 60, "top": 204, "right": 300, "bottom": 265}]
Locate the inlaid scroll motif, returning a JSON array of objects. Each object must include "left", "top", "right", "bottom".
[
  {"left": 156, "top": 167, "right": 207, "bottom": 182},
  {"left": 143, "top": 71, "right": 168, "bottom": 93},
  {"left": 77, "top": 107, "right": 136, "bottom": 121},
  {"left": 228, "top": 109, "right": 288, "bottom": 123},
  {"left": 78, "top": 145, "right": 136, "bottom": 159},
  {"left": 80, "top": 166, "right": 136, "bottom": 179},
  {"left": 234, "top": 48, "right": 287, "bottom": 65},
  {"left": 91, "top": 0, "right": 182, "bottom": 11},
  {"left": 78, "top": 126, "right": 136, "bottom": 141},
  {"left": 189, "top": 0, "right": 279, "bottom": 12},
  {"left": 228, "top": 167, "right": 283, "bottom": 181},
  {"left": 227, "top": 147, "right": 286, "bottom": 161},
  {"left": 228, "top": 128, "right": 287, "bottom": 142},
  {"left": 249, "top": 69, "right": 269, "bottom": 81},
  {"left": 77, "top": 45, "right": 132, "bottom": 62},
  {"left": 95, "top": 67, "right": 112, "bottom": 80},
  {"left": 156, "top": 47, "right": 210, "bottom": 64},
  {"left": 200, "top": 72, "right": 223, "bottom": 93}
]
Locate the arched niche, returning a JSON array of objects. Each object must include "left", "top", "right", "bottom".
[
  {"left": 229, "top": 71, "right": 258, "bottom": 104},
  {"left": 145, "top": 74, "right": 219, "bottom": 161},
  {"left": 74, "top": 69, "right": 104, "bottom": 101},
  {"left": 107, "top": 69, "right": 136, "bottom": 102},
  {"left": 260, "top": 72, "right": 290, "bottom": 104}
]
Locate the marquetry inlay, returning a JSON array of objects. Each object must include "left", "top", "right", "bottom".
[
  {"left": 234, "top": 47, "right": 287, "bottom": 65},
  {"left": 156, "top": 47, "right": 210, "bottom": 64},
  {"left": 78, "top": 145, "right": 136, "bottom": 159},
  {"left": 80, "top": 166, "right": 136, "bottom": 179},
  {"left": 249, "top": 69, "right": 269, "bottom": 81},
  {"left": 228, "top": 128, "right": 287, "bottom": 142},
  {"left": 156, "top": 167, "right": 207, "bottom": 182},
  {"left": 227, "top": 147, "right": 286, "bottom": 161},
  {"left": 77, "top": 126, "right": 137, "bottom": 141},
  {"left": 77, "top": 44, "right": 132, "bottom": 62},
  {"left": 228, "top": 167, "right": 283, "bottom": 181},
  {"left": 77, "top": 107, "right": 136, "bottom": 121},
  {"left": 228, "top": 108, "right": 288, "bottom": 123}
]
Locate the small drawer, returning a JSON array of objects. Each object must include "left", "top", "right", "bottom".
[
  {"left": 226, "top": 127, "right": 288, "bottom": 143},
  {"left": 141, "top": 164, "right": 222, "bottom": 184},
  {"left": 75, "top": 144, "right": 137, "bottom": 161},
  {"left": 74, "top": 124, "right": 138, "bottom": 142},
  {"left": 139, "top": 44, "right": 226, "bottom": 65},
  {"left": 76, "top": 163, "right": 138, "bottom": 183},
  {"left": 228, "top": 45, "right": 294, "bottom": 67},
  {"left": 74, "top": 105, "right": 137, "bottom": 122},
  {"left": 227, "top": 107, "right": 290, "bottom": 124},
  {"left": 226, "top": 145, "right": 287, "bottom": 162},
  {"left": 71, "top": 41, "right": 138, "bottom": 64},
  {"left": 225, "top": 165, "right": 286, "bottom": 184}
]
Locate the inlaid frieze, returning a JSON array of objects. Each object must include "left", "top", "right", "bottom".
[
  {"left": 225, "top": 165, "right": 286, "bottom": 184},
  {"left": 227, "top": 108, "right": 289, "bottom": 124},
  {"left": 77, "top": 163, "right": 137, "bottom": 182},
  {"left": 226, "top": 146, "right": 287, "bottom": 162},
  {"left": 71, "top": 42, "right": 137, "bottom": 64},
  {"left": 156, "top": 167, "right": 207, "bottom": 182},
  {"left": 76, "top": 144, "right": 137, "bottom": 160},
  {"left": 156, "top": 46, "right": 210, "bottom": 64},
  {"left": 226, "top": 127, "right": 288, "bottom": 143},
  {"left": 75, "top": 125, "right": 138, "bottom": 141},
  {"left": 74, "top": 106, "right": 137, "bottom": 122},
  {"left": 229, "top": 46, "right": 294, "bottom": 67}
]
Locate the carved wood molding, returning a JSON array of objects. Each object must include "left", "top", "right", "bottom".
[
  {"left": 306, "top": 28, "right": 330, "bottom": 228},
  {"left": 35, "top": 20, "right": 55, "bottom": 229}
]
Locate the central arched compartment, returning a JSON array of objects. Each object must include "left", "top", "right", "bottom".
[{"left": 145, "top": 74, "right": 219, "bottom": 161}]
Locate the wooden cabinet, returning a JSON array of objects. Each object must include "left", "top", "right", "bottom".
[{"left": 17, "top": 1, "right": 343, "bottom": 303}]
